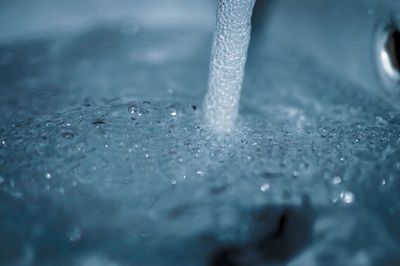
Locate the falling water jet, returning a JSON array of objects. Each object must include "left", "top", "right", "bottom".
[{"left": 204, "top": 0, "right": 256, "bottom": 133}]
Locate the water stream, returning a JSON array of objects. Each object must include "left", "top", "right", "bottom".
[{"left": 204, "top": 0, "right": 256, "bottom": 132}]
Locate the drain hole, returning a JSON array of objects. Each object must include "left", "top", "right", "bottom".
[
  {"left": 385, "top": 29, "right": 400, "bottom": 74},
  {"left": 375, "top": 22, "right": 400, "bottom": 95}
]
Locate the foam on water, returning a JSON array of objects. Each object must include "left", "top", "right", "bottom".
[{"left": 204, "top": 0, "right": 256, "bottom": 132}]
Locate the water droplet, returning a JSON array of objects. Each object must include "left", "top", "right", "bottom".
[
  {"left": 260, "top": 183, "right": 270, "bottom": 192},
  {"left": 68, "top": 227, "right": 82, "bottom": 242},
  {"left": 128, "top": 104, "right": 137, "bottom": 114},
  {"left": 170, "top": 111, "right": 177, "bottom": 116},
  {"left": 0, "top": 175, "right": 4, "bottom": 184},
  {"left": 331, "top": 176, "right": 342, "bottom": 185},
  {"left": 171, "top": 179, "right": 177, "bottom": 185},
  {"left": 45, "top": 173, "right": 51, "bottom": 179},
  {"left": 196, "top": 170, "right": 204, "bottom": 176},
  {"left": 380, "top": 175, "right": 393, "bottom": 191},
  {"left": 59, "top": 188, "right": 65, "bottom": 195},
  {"left": 340, "top": 190, "right": 355, "bottom": 204}
]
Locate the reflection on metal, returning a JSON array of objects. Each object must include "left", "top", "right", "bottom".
[{"left": 374, "top": 20, "right": 400, "bottom": 97}]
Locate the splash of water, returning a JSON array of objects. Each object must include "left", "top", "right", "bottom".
[{"left": 204, "top": 0, "right": 256, "bottom": 132}]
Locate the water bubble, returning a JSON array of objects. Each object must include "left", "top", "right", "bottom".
[
  {"left": 340, "top": 190, "right": 355, "bottom": 204},
  {"left": 171, "top": 179, "right": 177, "bottom": 185},
  {"left": 45, "top": 173, "right": 51, "bottom": 179},
  {"left": 260, "top": 183, "right": 270, "bottom": 192},
  {"left": 170, "top": 112, "right": 177, "bottom": 116},
  {"left": 68, "top": 227, "right": 82, "bottom": 242}
]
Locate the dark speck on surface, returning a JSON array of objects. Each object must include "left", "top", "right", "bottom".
[
  {"left": 262, "top": 172, "right": 283, "bottom": 178},
  {"left": 92, "top": 120, "right": 106, "bottom": 125}
]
